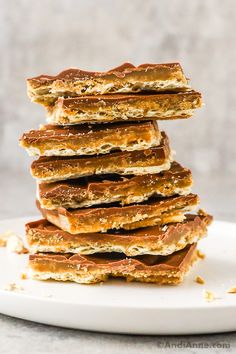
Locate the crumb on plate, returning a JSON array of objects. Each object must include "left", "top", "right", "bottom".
[
  {"left": 3, "top": 282, "right": 24, "bottom": 292},
  {"left": 204, "top": 290, "right": 216, "bottom": 302},
  {"left": 195, "top": 275, "right": 205, "bottom": 285},
  {"left": 197, "top": 249, "right": 206, "bottom": 260},
  {"left": 21, "top": 273, "right": 28, "bottom": 280}
]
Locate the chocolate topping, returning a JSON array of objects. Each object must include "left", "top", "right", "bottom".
[{"left": 28, "top": 62, "right": 186, "bottom": 85}]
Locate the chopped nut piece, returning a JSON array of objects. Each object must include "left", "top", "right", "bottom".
[
  {"left": 227, "top": 287, "right": 236, "bottom": 294},
  {"left": 197, "top": 249, "right": 206, "bottom": 260},
  {"left": 7, "top": 235, "right": 29, "bottom": 254},
  {"left": 195, "top": 276, "right": 205, "bottom": 284},
  {"left": 204, "top": 290, "right": 216, "bottom": 302},
  {"left": 3, "top": 282, "right": 24, "bottom": 292},
  {"left": 0, "top": 231, "right": 15, "bottom": 247}
]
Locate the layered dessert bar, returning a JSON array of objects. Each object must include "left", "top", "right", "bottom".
[
  {"left": 26, "top": 213, "right": 212, "bottom": 256},
  {"left": 37, "top": 162, "right": 192, "bottom": 209},
  {"left": 29, "top": 243, "right": 198, "bottom": 285},
  {"left": 31, "top": 132, "right": 171, "bottom": 182},
  {"left": 20, "top": 121, "right": 161, "bottom": 156},
  {"left": 27, "top": 62, "right": 190, "bottom": 105},
  {"left": 37, "top": 194, "right": 199, "bottom": 233},
  {"left": 46, "top": 91, "right": 202, "bottom": 124}
]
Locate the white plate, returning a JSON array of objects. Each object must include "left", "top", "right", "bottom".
[{"left": 0, "top": 216, "right": 236, "bottom": 335}]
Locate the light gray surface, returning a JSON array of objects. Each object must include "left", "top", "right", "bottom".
[
  {"left": 0, "top": 314, "right": 235, "bottom": 354},
  {"left": 0, "top": 0, "right": 236, "bottom": 352}
]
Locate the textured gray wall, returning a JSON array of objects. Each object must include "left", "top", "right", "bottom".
[{"left": 0, "top": 0, "right": 236, "bottom": 219}]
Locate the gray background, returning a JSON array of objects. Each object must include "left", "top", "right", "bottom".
[
  {"left": 0, "top": 0, "right": 236, "bottom": 220},
  {"left": 0, "top": 0, "right": 236, "bottom": 353}
]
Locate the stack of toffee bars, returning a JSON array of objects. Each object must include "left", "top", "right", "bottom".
[{"left": 20, "top": 63, "right": 212, "bottom": 285}]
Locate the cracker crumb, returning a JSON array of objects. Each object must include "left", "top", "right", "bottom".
[
  {"left": 0, "top": 230, "right": 15, "bottom": 247},
  {"left": 195, "top": 276, "right": 205, "bottom": 285},
  {"left": 21, "top": 273, "right": 28, "bottom": 280},
  {"left": 227, "top": 287, "right": 236, "bottom": 294},
  {"left": 17, "top": 246, "right": 29, "bottom": 254},
  {"left": 197, "top": 249, "right": 206, "bottom": 260},
  {"left": 3, "top": 282, "right": 24, "bottom": 292},
  {"left": 204, "top": 290, "right": 216, "bottom": 302},
  {"left": 7, "top": 234, "right": 29, "bottom": 254}
]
